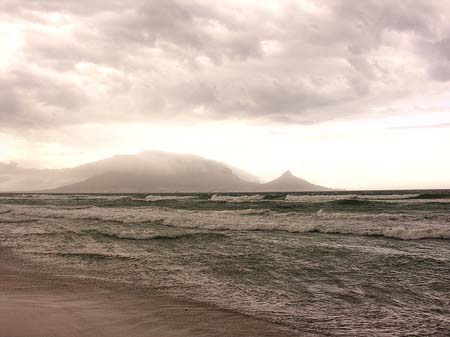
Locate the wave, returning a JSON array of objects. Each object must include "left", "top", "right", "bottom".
[
  {"left": 85, "top": 229, "right": 227, "bottom": 241},
  {"left": 2, "top": 192, "right": 449, "bottom": 205},
  {"left": 284, "top": 194, "right": 421, "bottom": 203},
  {"left": 262, "top": 194, "right": 286, "bottom": 200},
  {"left": 410, "top": 193, "right": 450, "bottom": 200},
  {"left": 210, "top": 194, "right": 264, "bottom": 202},
  {"left": 5, "top": 204, "right": 450, "bottom": 241},
  {"left": 142, "top": 195, "right": 197, "bottom": 202},
  {"left": 273, "top": 225, "right": 450, "bottom": 240},
  {"left": 285, "top": 194, "right": 357, "bottom": 202},
  {"left": 330, "top": 199, "right": 371, "bottom": 206},
  {"left": 358, "top": 194, "right": 421, "bottom": 200},
  {"left": 381, "top": 226, "right": 450, "bottom": 240},
  {"left": 73, "top": 195, "right": 130, "bottom": 201},
  {"left": 48, "top": 252, "right": 133, "bottom": 260}
]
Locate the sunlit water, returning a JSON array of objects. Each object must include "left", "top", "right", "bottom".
[{"left": 1, "top": 191, "right": 450, "bottom": 336}]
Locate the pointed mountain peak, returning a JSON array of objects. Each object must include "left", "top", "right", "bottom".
[
  {"left": 261, "top": 169, "right": 330, "bottom": 192},
  {"left": 281, "top": 170, "right": 293, "bottom": 177}
]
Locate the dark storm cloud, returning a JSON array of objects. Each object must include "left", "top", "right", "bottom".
[{"left": 1, "top": 0, "right": 450, "bottom": 130}]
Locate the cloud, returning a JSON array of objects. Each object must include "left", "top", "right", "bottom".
[{"left": 1, "top": 0, "right": 450, "bottom": 131}]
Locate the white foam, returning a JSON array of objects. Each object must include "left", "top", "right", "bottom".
[
  {"left": 143, "top": 195, "right": 196, "bottom": 202},
  {"left": 383, "top": 226, "right": 450, "bottom": 240},
  {"left": 285, "top": 194, "right": 442, "bottom": 204},
  {"left": 210, "top": 194, "right": 264, "bottom": 202},
  {"left": 357, "top": 194, "right": 420, "bottom": 200},
  {"left": 75, "top": 195, "right": 130, "bottom": 201},
  {"left": 4, "top": 204, "right": 450, "bottom": 240},
  {"left": 285, "top": 194, "right": 357, "bottom": 202}
]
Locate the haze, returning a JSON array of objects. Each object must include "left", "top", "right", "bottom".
[{"left": 1, "top": 0, "right": 450, "bottom": 190}]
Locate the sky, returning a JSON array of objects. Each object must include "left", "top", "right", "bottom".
[{"left": 1, "top": 0, "right": 450, "bottom": 190}]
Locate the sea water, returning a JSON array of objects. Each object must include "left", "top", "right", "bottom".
[{"left": 0, "top": 191, "right": 449, "bottom": 335}]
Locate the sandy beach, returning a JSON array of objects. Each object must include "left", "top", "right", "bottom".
[{"left": 0, "top": 249, "right": 294, "bottom": 337}]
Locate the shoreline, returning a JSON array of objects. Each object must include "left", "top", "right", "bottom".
[{"left": 0, "top": 248, "right": 296, "bottom": 337}]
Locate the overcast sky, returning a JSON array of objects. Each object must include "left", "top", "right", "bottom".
[{"left": 1, "top": 0, "right": 450, "bottom": 189}]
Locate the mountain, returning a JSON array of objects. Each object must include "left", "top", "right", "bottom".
[
  {"left": 0, "top": 151, "right": 330, "bottom": 192},
  {"left": 69, "top": 151, "right": 259, "bottom": 183},
  {"left": 49, "top": 151, "right": 258, "bottom": 193},
  {"left": 52, "top": 164, "right": 329, "bottom": 193},
  {"left": 260, "top": 170, "right": 330, "bottom": 192}
]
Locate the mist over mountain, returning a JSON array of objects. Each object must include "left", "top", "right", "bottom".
[
  {"left": 0, "top": 162, "right": 86, "bottom": 192},
  {"left": 0, "top": 151, "right": 329, "bottom": 192},
  {"left": 51, "top": 151, "right": 257, "bottom": 193}
]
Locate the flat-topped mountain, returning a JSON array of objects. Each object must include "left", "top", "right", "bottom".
[
  {"left": 49, "top": 151, "right": 258, "bottom": 193},
  {"left": 0, "top": 151, "right": 330, "bottom": 192}
]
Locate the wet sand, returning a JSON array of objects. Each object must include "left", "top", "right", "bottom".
[{"left": 0, "top": 249, "right": 295, "bottom": 337}]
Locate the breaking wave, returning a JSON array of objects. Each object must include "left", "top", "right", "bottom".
[
  {"left": 142, "top": 195, "right": 197, "bottom": 202},
  {"left": 411, "top": 193, "right": 450, "bottom": 199},
  {"left": 4, "top": 204, "right": 450, "bottom": 241},
  {"left": 284, "top": 194, "right": 421, "bottom": 203},
  {"left": 210, "top": 194, "right": 264, "bottom": 202},
  {"left": 285, "top": 194, "right": 357, "bottom": 202}
]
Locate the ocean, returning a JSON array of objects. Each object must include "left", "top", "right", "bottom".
[{"left": 1, "top": 191, "right": 450, "bottom": 336}]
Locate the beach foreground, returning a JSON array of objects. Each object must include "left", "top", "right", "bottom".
[{"left": 0, "top": 250, "right": 294, "bottom": 337}]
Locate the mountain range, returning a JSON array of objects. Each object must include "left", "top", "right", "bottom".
[{"left": 0, "top": 151, "right": 330, "bottom": 192}]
